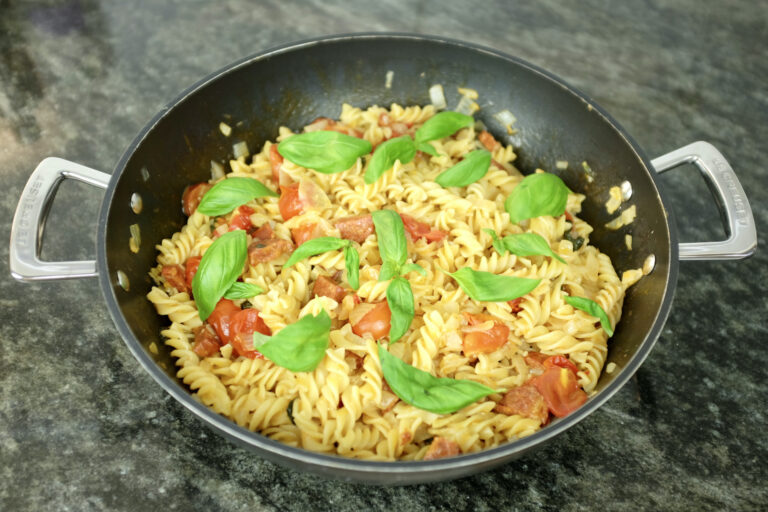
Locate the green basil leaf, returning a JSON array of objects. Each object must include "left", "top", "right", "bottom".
[
  {"left": 486, "top": 231, "right": 566, "bottom": 264},
  {"left": 284, "top": 237, "right": 349, "bottom": 268},
  {"left": 223, "top": 282, "right": 264, "bottom": 299},
  {"left": 379, "top": 260, "right": 400, "bottom": 282},
  {"left": 192, "top": 230, "right": 247, "bottom": 321},
  {"left": 505, "top": 173, "right": 569, "bottom": 224},
  {"left": 372, "top": 209, "right": 407, "bottom": 276},
  {"left": 196, "top": 177, "right": 278, "bottom": 216},
  {"left": 564, "top": 295, "right": 614, "bottom": 336},
  {"left": 378, "top": 344, "right": 497, "bottom": 414},
  {"left": 278, "top": 131, "right": 372, "bottom": 174},
  {"left": 447, "top": 267, "right": 541, "bottom": 302},
  {"left": 386, "top": 277, "right": 415, "bottom": 344},
  {"left": 401, "top": 262, "right": 426, "bottom": 276},
  {"left": 483, "top": 228, "right": 508, "bottom": 255},
  {"left": 364, "top": 136, "right": 416, "bottom": 184},
  {"left": 253, "top": 310, "right": 331, "bottom": 372},
  {"left": 416, "top": 141, "right": 438, "bottom": 156},
  {"left": 413, "top": 111, "right": 474, "bottom": 144},
  {"left": 435, "top": 149, "right": 491, "bottom": 188},
  {"left": 344, "top": 245, "right": 360, "bottom": 290}
]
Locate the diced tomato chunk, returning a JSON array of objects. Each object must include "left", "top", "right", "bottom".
[
  {"left": 229, "top": 308, "right": 271, "bottom": 359},
  {"left": 336, "top": 214, "right": 375, "bottom": 243},
  {"left": 228, "top": 205, "right": 255, "bottom": 232},
  {"left": 291, "top": 223, "right": 323, "bottom": 246},
  {"left": 161, "top": 264, "right": 188, "bottom": 293},
  {"left": 269, "top": 144, "right": 283, "bottom": 184},
  {"left": 531, "top": 366, "right": 588, "bottom": 418},
  {"left": 185, "top": 256, "right": 201, "bottom": 289},
  {"left": 313, "top": 275, "right": 346, "bottom": 303},
  {"left": 564, "top": 211, "right": 574, "bottom": 222},
  {"left": 351, "top": 301, "right": 391, "bottom": 340},
  {"left": 461, "top": 312, "right": 510, "bottom": 356},
  {"left": 400, "top": 213, "right": 448, "bottom": 243},
  {"left": 495, "top": 384, "right": 549, "bottom": 424},
  {"left": 247, "top": 238, "right": 293, "bottom": 265},
  {"left": 182, "top": 182, "right": 212, "bottom": 216},
  {"left": 192, "top": 324, "right": 221, "bottom": 358},
  {"left": 543, "top": 355, "right": 579, "bottom": 376},
  {"left": 207, "top": 299, "right": 242, "bottom": 344},
  {"left": 279, "top": 183, "right": 303, "bottom": 221},
  {"left": 423, "top": 437, "right": 461, "bottom": 460},
  {"left": 478, "top": 130, "right": 500, "bottom": 151},
  {"left": 251, "top": 223, "right": 274, "bottom": 241}
]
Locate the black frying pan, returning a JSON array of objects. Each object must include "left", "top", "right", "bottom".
[{"left": 9, "top": 34, "right": 756, "bottom": 484}]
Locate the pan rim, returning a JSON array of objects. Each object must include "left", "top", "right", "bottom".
[{"left": 96, "top": 32, "right": 680, "bottom": 480}]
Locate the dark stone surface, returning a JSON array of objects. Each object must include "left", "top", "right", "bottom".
[{"left": 1, "top": 1, "right": 766, "bottom": 510}]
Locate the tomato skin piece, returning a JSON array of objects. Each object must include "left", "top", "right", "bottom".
[
  {"left": 478, "top": 130, "right": 500, "bottom": 151},
  {"left": 229, "top": 309, "right": 271, "bottom": 359},
  {"left": 207, "top": 299, "right": 242, "bottom": 344},
  {"left": 508, "top": 297, "right": 523, "bottom": 313},
  {"left": 269, "top": 144, "right": 283, "bottom": 184},
  {"left": 462, "top": 313, "right": 510, "bottom": 356},
  {"left": 544, "top": 355, "right": 579, "bottom": 376},
  {"left": 531, "top": 366, "right": 587, "bottom": 418},
  {"left": 185, "top": 256, "right": 202, "bottom": 289},
  {"left": 279, "top": 183, "right": 303, "bottom": 221},
  {"left": 182, "top": 182, "right": 212, "bottom": 216},
  {"left": 161, "top": 264, "right": 188, "bottom": 293},
  {"left": 352, "top": 301, "right": 391, "bottom": 340},
  {"left": 400, "top": 213, "right": 448, "bottom": 243}
]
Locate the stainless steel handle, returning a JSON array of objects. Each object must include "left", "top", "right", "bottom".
[
  {"left": 10, "top": 157, "right": 111, "bottom": 281},
  {"left": 651, "top": 141, "right": 757, "bottom": 261}
]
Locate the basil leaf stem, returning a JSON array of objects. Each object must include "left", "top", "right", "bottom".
[
  {"left": 435, "top": 149, "right": 491, "bottom": 188},
  {"left": 344, "top": 245, "right": 360, "bottom": 290},
  {"left": 284, "top": 237, "right": 349, "bottom": 268},
  {"left": 364, "top": 136, "right": 416, "bottom": 184},
  {"left": 447, "top": 267, "right": 541, "bottom": 302},
  {"left": 505, "top": 173, "right": 570, "bottom": 224},
  {"left": 192, "top": 230, "right": 247, "bottom": 321},
  {"left": 564, "top": 296, "right": 614, "bottom": 336},
  {"left": 278, "top": 131, "right": 372, "bottom": 174},
  {"left": 386, "top": 277, "right": 415, "bottom": 343},
  {"left": 484, "top": 229, "right": 566, "bottom": 264},
  {"left": 223, "top": 282, "right": 264, "bottom": 299},
  {"left": 413, "top": 111, "right": 474, "bottom": 144},
  {"left": 378, "top": 344, "right": 498, "bottom": 414},
  {"left": 372, "top": 210, "right": 407, "bottom": 278},
  {"left": 196, "top": 177, "right": 278, "bottom": 216},
  {"left": 253, "top": 310, "right": 331, "bottom": 372}
]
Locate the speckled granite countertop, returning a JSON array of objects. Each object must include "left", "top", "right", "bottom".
[{"left": 1, "top": 1, "right": 766, "bottom": 510}]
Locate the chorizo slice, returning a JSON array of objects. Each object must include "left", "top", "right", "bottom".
[
  {"left": 494, "top": 384, "right": 549, "bottom": 424},
  {"left": 313, "top": 275, "right": 346, "bottom": 303},
  {"left": 247, "top": 238, "right": 293, "bottom": 265},
  {"left": 423, "top": 437, "right": 461, "bottom": 460},
  {"left": 336, "top": 214, "right": 374, "bottom": 243}
]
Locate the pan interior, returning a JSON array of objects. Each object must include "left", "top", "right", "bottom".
[{"left": 99, "top": 35, "right": 674, "bottom": 477}]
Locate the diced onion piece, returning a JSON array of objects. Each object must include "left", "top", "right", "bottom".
[
  {"left": 605, "top": 186, "right": 623, "bottom": 214},
  {"left": 210, "top": 160, "right": 226, "bottom": 181},
  {"left": 621, "top": 180, "right": 633, "bottom": 201},
  {"left": 556, "top": 160, "right": 569, "bottom": 170},
  {"left": 219, "top": 122, "right": 232, "bottom": 137},
  {"left": 233, "top": 141, "right": 249, "bottom": 159},
  {"left": 298, "top": 179, "right": 331, "bottom": 211},
  {"left": 582, "top": 161, "right": 595, "bottom": 183},
  {"left": 456, "top": 95, "right": 479, "bottom": 115},
  {"left": 130, "top": 192, "right": 143, "bottom": 214},
  {"left": 149, "top": 342, "right": 159, "bottom": 355},
  {"left": 494, "top": 109, "right": 517, "bottom": 134},
  {"left": 462, "top": 320, "right": 496, "bottom": 333},
  {"left": 605, "top": 204, "right": 637, "bottom": 230},
  {"left": 457, "top": 87, "right": 479, "bottom": 100},
  {"left": 129, "top": 223, "right": 141, "bottom": 253},
  {"left": 606, "top": 362, "right": 617, "bottom": 374},
  {"left": 625, "top": 234, "right": 633, "bottom": 250},
  {"left": 385, "top": 70, "right": 394, "bottom": 89},
  {"left": 116, "top": 270, "right": 130, "bottom": 291},
  {"left": 429, "top": 84, "right": 446, "bottom": 110},
  {"left": 350, "top": 302, "right": 377, "bottom": 327}
]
